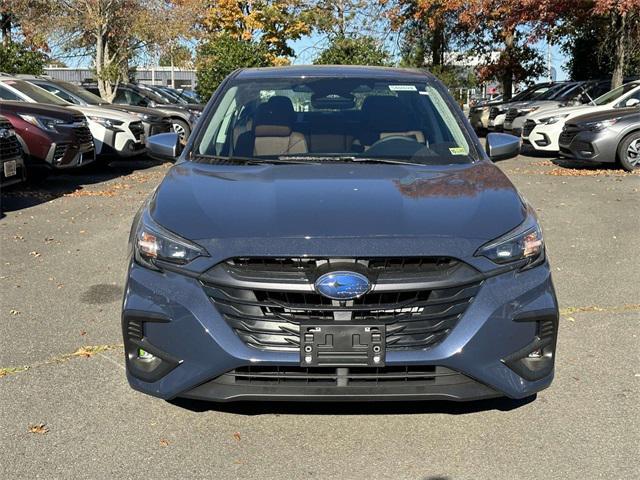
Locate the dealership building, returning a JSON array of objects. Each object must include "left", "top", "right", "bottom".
[{"left": 43, "top": 67, "right": 197, "bottom": 89}]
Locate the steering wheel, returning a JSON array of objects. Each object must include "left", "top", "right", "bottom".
[{"left": 369, "top": 135, "right": 419, "bottom": 148}]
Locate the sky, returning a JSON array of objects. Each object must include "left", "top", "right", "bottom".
[{"left": 289, "top": 34, "right": 570, "bottom": 82}]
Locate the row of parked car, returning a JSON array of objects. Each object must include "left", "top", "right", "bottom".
[
  {"left": 469, "top": 79, "right": 640, "bottom": 171},
  {"left": 0, "top": 74, "right": 204, "bottom": 188}
]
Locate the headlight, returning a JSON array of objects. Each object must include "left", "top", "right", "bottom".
[
  {"left": 476, "top": 214, "right": 544, "bottom": 268},
  {"left": 87, "top": 116, "right": 124, "bottom": 129},
  {"left": 132, "top": 112, "right": 150, "bottom": 121},
  {"left": 134, "top": 209, "right": 207, "bottom": 269},
  {"left": 584, "top": 118, "right": 619, "bottom": 131},
  {"left": 540, "top": 114, "right": 568, "bottom": 125},
  {"left": 18, "top": 114, "right": 67, "bottom": 132}
]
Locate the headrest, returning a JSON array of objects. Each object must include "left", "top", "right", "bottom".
[
  {"left": 254, "top": 96, "right": 295, "bottom": 137},
  {"left": 361, "top": 96, "right": 412, "bottom": 131}
]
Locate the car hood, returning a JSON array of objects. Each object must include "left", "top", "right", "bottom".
[
  {"left": 150, "top": 161, "right": 526, "bottom": 245},
  {"left": 70, "top": 105, "right": 138, "bottom": 122},
  {"left": 570, "top": 107, "right": 640, "bottom": 126},
  {"left": 529, "top": 104, "right": 600, "bottom": 121},
  {"left": 101, "top": 104, "right": 169, "bottom": 120},
  {"left": 0, "top": 100, "right": 82, "bottom": 120}
]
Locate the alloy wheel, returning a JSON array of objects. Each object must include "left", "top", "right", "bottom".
[
  {"left": 627, "top": 139, "right": 640, "bottom": 167},
  {"left": 172, "top": 122, "right": 186, "bottom": 142}
]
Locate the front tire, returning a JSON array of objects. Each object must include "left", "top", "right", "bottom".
[
  {"left": 617, "top": 131, "right": 640, "bottom": 172},
  {"left": 171, "top": 119, "right": 190, "bottom": 144}
]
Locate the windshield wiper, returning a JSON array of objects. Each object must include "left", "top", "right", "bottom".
[
  {"left": 278, "top": 155, "right": 426, "bottom": 166},
  {"left": 191, "top": 154, "right": 317, "bottom": 165}
]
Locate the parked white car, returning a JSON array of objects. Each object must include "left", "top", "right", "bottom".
[
  {"left": 487, "top": 82, "right": 560, "bottom": 131},
  {"left": 522, "top": 80, "right": 640, "bottom": 153},
  {"left": 0, "top": 77, "right": 146, "bottom": 158}
]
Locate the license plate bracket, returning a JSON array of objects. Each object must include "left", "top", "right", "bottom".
[
  {"left": 3, "top": 160, "right": 17, "bottom": 178},
  {"left": 300, "top": 322, "right": 385, "bottom": 367}
]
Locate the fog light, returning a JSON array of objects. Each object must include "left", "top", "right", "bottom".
[
  {"left": 527, "top": 349, "right": 543, "bottom": 359},
  {"left": 137, "top": 348, "right": 156, "bottom": 361}
]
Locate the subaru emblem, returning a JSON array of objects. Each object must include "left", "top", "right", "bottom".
[{"left": 315, "top": 271, "right": 370, "bottom": 300}]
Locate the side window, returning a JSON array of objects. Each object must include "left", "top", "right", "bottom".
[
  {"left": 127, "top": 90, "right": 148, "bottom": 106},
  {"left": 0, "top": 85, "right": 22, "bottom": 101},
  {"left": 38, "top": 84, "right": 77, "bottom": 104},
  {"left": 112, "top": 89, "right": 128, "bottom": 104}
]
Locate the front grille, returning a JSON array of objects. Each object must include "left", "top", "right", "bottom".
[
  {"left": 202, "top": 257, "right": 482, "bottom": 352},
  {"left": 221, "top": 365, "right": 465, "bottom": 387},
  {"left": 489, "top": 107, "right": 500, "bottom": 120},
  {"left": 129, "top": 121, "right": 144, "bottom": 140},
  {"left": 0, "top": 122, "right": 21, "bottom": 160},
  {"left": 73, "top": 125, "right": 93, "bottom": 144},
  {"left": 505, "top": 108, "right": 519, "bottom": 123},
  {"left": 522, "top": 119, "right": 536, "bottom": 137},
  {"left": 559, "top": 126, "right": 580, "bottom": 145}
]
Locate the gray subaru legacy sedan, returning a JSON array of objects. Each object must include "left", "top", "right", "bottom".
[{"left": 122, "top": 66, "right": 559, "bottom": 402}]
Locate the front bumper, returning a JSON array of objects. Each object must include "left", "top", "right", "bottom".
[
  {"left": 525, "top": 123, "right": 563, "bottom": 152},
  {"left": 45, "top": 141, "right": 95, "bottom": 169},
  {"left": 559, "top": 129, "right": 617, "bottom": 163},
  {"left": 488, "top": 114, "right": 506, "bottom": 131},
  {"left": 94, "top": 124, "right": 146, "bottom": 158},
  {"left": 123, "top": 256, "right": 559, "bottom": 402}
]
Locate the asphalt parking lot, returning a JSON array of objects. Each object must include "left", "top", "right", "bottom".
[{"left": 1, "top": 154, "right": 639, "bottom": 480}]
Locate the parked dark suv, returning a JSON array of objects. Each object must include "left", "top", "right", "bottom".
[
  {"left": 124, "top": 66, "right": 558, "bottom": 403},
  {"left": 0, "top": 101, "right": 95, "bottom": 170},
  {"left": 0, "top": 114, "right": 26, "bottom": 187}
]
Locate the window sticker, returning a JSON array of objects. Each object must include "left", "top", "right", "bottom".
[
  {"left": 388, "top": 85, "right": 417, "bottom": 92},
  {"left": 449, "top": 147, "right": 466, "bottom": 155}
]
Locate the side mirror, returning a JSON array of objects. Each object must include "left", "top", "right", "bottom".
[
  {"left": 147, "top": 132, "right": 180, "bottom": 161},
  {"left": 625, "top": 98, "right": 640, "bottom": 107},
  {"left": 486, "top": 132, "right": 520, "bottom": 161}
]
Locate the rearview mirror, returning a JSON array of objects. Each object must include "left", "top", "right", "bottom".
[
  {"left": 147, "top": 132, "right": 180, "bottom": 161},
  {"left": 486, "top": 132, "right": 520, "bottom": 161}
]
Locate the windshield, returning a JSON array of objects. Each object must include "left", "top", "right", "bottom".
[
  {"left": 154, "top": 87, "right": 187, "bottom": 104},
  {"left": 536, "top": 83, "right": 572, "bottom": 100},
  {"left": 137, "top": 87, "right": 170, "bottom": 105},
  {"left": 57, "top": 81, "right": 105, "bottom": 105},
  {"left": 172, "top": 89, "right": 201, "bottom": 104},
  {"left": 195, "top": 77, "right": 474, "bottom": 165},
  {"left": 3, "top": 79, "right": 70, "bottom": 106},
  {"left": 594, "top": 82, "right": 640, "bottom": 105},
  {"left": 512, "top": 84, "right": 552, "bottom": 102}
]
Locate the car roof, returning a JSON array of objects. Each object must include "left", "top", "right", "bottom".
[{"left": 235, "top": 65, "right": 436, "bottom": 81}]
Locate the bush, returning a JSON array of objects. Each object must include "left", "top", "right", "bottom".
[
  {"left": 313, "top": 36, "right": 390, "bottom": 66},
  {"left": 196, "top": 34, "right": 271, "bottom": 101},
  {"left": 0, "top": 42, "right": 46, "bottom": 75}
]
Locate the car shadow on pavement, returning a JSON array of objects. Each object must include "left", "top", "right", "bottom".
[
  {"left": 549, "top": 157, "right": 628, "bottom": 172},
  {"left": 168, "top": 395, "right": 537, "bottom": 416},
  {"left": 0, "top": 157, "right": 168, "bottom": 217}
]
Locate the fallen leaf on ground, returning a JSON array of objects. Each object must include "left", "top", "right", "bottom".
[
  {"left": 28, "top": 423, "right": 49, "bottom": 435},
  {"left": 0, "top": 366, "right": 29, "bottom": 378},
  {"left": 160, "top": 439, "right": 170, "bottom": 447},
  {"left": 233, "top": 432, "right": 241, "bottom": 441},
  {"left": 29, "top": 251, "right": 41, "bottom": 258}
]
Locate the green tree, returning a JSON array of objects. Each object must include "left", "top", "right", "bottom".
[
  {"left": 195, "top": 34, "right": 270, "bottom": 100},
  {"left": 159, "top": 44, "right": 192, "bottom": 68},
  {"left": 313, "top": 36, "right": 390, "bottom": 66},
  {"left": 0, "top": 41, "right": 45, "bottom": 74}
]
